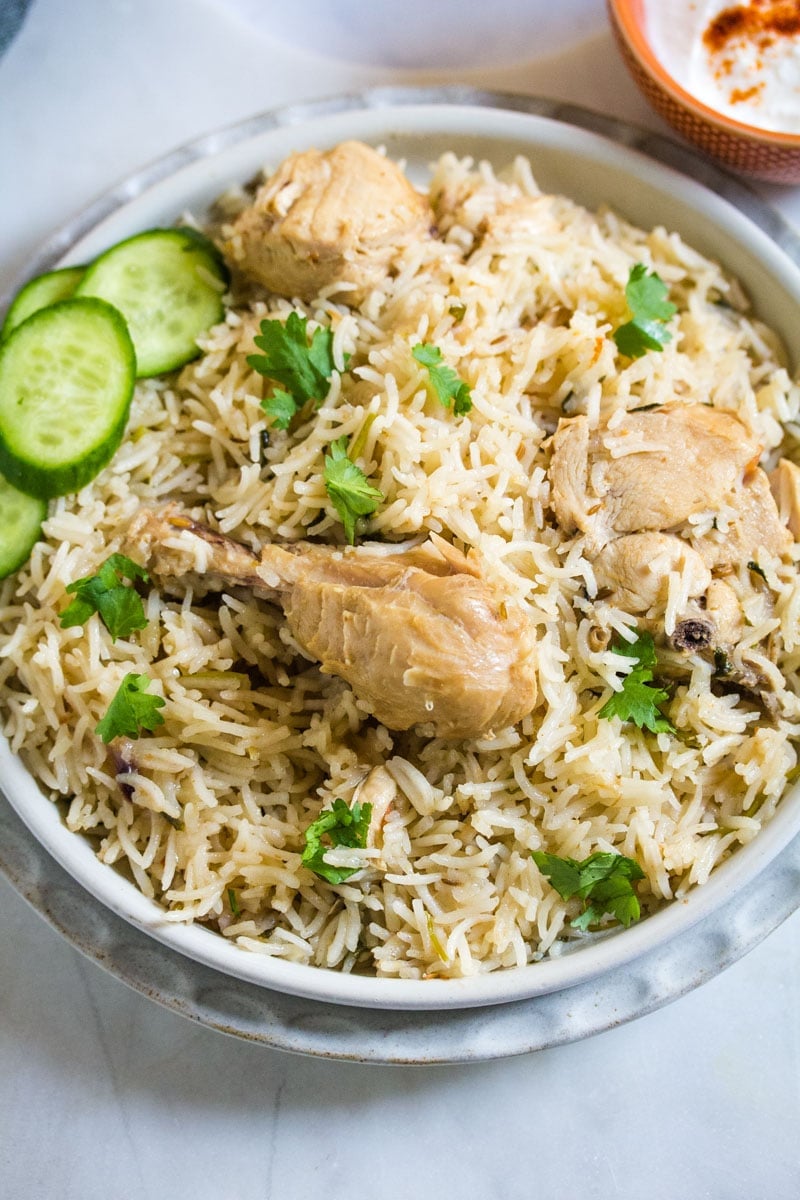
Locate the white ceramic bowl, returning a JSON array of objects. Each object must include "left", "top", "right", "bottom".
[{"left": 4, "top": 88, "right": 800, "bottom": 1012}]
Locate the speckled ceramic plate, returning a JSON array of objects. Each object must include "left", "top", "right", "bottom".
[{"left": 2, "top": 89, "right": 800, "bottom": 1054}]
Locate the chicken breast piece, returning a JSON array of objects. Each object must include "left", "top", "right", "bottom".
[
  {"left": 223, "top": 141, "right": 433, "bottom": 304},
  {"left": 125, "top": 506, "right": 538, "bottom": 740},
  {"left": 549, "top": 403, "right": 761, "bottom": 553}
]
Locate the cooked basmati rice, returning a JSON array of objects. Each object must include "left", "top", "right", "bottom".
[{"left": 2, "top": 150, "right": 800, "bottom": 979}]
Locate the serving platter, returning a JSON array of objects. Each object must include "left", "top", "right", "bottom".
[
  {"left": 3, "top": 763, "right": 800, "bottom": 1062},
  {"left": 3, "top": 88, "right": 800, "bottom": 1054}
]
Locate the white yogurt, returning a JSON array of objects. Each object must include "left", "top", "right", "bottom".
[{"left": 645, "top": 1, "right": 800, "bottom": 134}]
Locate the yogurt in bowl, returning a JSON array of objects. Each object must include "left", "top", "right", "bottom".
[
  {"left": 656, "top": 1, "right": 800, "bottom": 134},
  {"left": 609, "top": 0, "right": 800, "bottom": 182}
]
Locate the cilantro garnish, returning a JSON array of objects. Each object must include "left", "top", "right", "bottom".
[
  {"left": 323, "top": 436, "right": 384, "bottom": 545},
  {"left": 60, "top": 553, "right": 149, "bottom": 642},
  {"left": 532, "top": 850, "right": 645, "bottom": 930},
  {"left": 598, "top": 630, "right": 675, "bottom": 734},
  {"left": 613, "top": 264, "right": 677, "bottom": 359},
  {"left": 301, "top": 797, "right": 373, "bottom": 885},
  {"left": 248, "top": 312, "right": 336, "bottom": 429},
  {"left": 95, "top": 673, "right": 166, "bottom": 744},
  {"left": 261, "top": 388, "right": 299, "bottom": 432},
  {"left": 412, "top": 343, "right": 473, "bottom": 415}
]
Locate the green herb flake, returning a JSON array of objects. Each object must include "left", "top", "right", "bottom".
[
  {"left": 532, "top": 849, "right": 645, "bottom": 929},
  {"left": 713, "top": 648, "right": 731, "bottom": 676},
  {"left": 60, "top": 553, "right": 149, "bottom": 641},
  {"left": 412, "top": 342, "right": 473, "bottom": 415},
  {"left": 348, "top": 411, "right": 378, "bottom": 462},
  {"left": 448, "top": 301, "right": 467, "bottom": 321},
  {"left": 227, "top": 887, "right": 241, "bottom": 917},
  {"left": 261, "top": 387, "right": 300, "bottom": 431},
  {"left": 248, "top": 311, "right": 336, "bottom": 428},
  {"left": 426, "top": 912, "right": 449, "bottom": 963},
  {"left": 95, "top": 673, "right": 166, "bottom": 744},
  {"left": 323, "top": 436, "right": 384, "bottom": 545},
  {"left": 613, "top": 264, "right": 677, "bottom": 359},
  {"left": 743, "top": 794, "right": 765, "bottom": 819},
  {"left": 598, "top": 630, "right": 675, "bottom": 734},
  {"left": 301, "top": 797, "right": 373, "bottom": 885},
  {"left": 747, "top": 560, "right": 767, "bottom": 581}
]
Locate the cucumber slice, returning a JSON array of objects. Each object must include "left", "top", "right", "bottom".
[
  {"left": 0, "top": 472, "right": 47, "bottom": 578},
  {"left": 75, "top": 228, "right": 228, "bottom": 377},
  {"left": 1, "top": 265, "right": 85, "bottom": 340},
  {"left": 0, "top": 298, "right": 135, "bottom": 499}
]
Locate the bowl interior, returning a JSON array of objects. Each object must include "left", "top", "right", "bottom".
[{"left": 4, "top": 91, "right": 800, "bottom": 1011}]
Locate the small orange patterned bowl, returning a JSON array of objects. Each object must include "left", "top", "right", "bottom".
[{"left": 608, "top": 0, "right": 800, "bottom": 184}]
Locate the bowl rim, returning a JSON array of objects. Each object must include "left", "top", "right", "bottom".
[
  {"left": 4, "top": 85, "right": 800, "bottom": 1012},
  {"left": 608, "top": 0, "right": 800, "bottom": 148}
]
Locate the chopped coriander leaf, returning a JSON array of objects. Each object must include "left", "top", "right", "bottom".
[
  {"left": 532, "top": 849, "right": 645, "bottom": 929},
  {"left": 449, "top": 301, "right": 467, "bottom": 321},
  {"left": 599, "top": 669, "right": 673, "bottom": 733},
  {"left": 613, "top": 264, "right": 676, "bottom": 359},
  {"left": 323, "top": 436, "right": 384, "bottom": 545},
  {"left": 598, "top": 630, "right": 674, "bottom": 734},
  {"left": 261, "top": 387, "right": 299, "bottom": 431},
  {"left": 248, "top": 312, "right": 336, "bottom": 426},
  {"left": 611, "top": 629, "right": 658, "bottom": 670},
  {"left": 227, "top": 887, "right": 241, "bottom": 917},
  {"left": 412, "top": 342, "right": 473, "bottom": 415},
  {"left": 301, "top": 797, "right": 373, "bottom": 885},
  {"left": 95, "top": 672, "right": 166, "bottom": 744},
  {"left": 60, "top": 553, "right": 149, "bottom": 641}
]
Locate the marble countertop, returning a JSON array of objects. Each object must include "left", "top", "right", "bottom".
[{"left": 1, "top": 2, "right": 799, "bottom": 1196}]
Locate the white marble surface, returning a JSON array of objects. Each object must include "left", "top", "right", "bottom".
[{"left": 1, "top": 1, "right": 800, "bottom": 1195}]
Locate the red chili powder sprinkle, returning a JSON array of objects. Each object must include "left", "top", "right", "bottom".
[
  {"left": 729, "top": 82, "right": 765, "bottom": 102},
  {"left": 703, "top": 1, "right": 800, "bottom": 54}
]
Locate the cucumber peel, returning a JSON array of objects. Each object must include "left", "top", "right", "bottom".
[
  {"left": 75, "top": 227, "right": 228, "bottom": 377},
  {"left": 1, "top": 265, "right": 85, "bottom": 340},
  {"left": 0, "top": 473, "right": 47, "bottom": 578},
  {"left": 0, "top": 298, "right": 135, "bottom": 499}
]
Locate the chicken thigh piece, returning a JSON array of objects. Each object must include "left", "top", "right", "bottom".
[
  {"left": 549, "top": 403, "right": 763, "bottom": 553},
  {"left": 125, "top": 506, "right": 538, "bottom": 740},
  {"left": 223, "top": 140, "right": 433, "bottom": 304},
  {"left": 695, "top": 465, "right": 791, "bottom": 570},
  {"left": 549, "top": 402, "right": 793, "bottom": 686}
]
